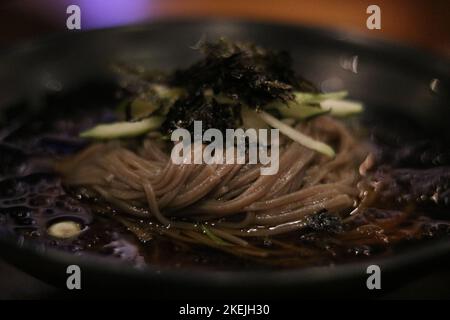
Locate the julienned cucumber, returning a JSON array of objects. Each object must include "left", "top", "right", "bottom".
[
  {"left": 80, "top": 117, "right": 164, "bottom": 139},
  {"left": 294, "top": 91, "right": 348, "bottom": 104},
  {"left": 259, "top": 111, "right": 335, "bottom": 158},
  {"left": 276, "top": 102, "right": 329, "bottom": 120},
  {"left": 320, "top": 99, "right": 363, "bottom": 117}
]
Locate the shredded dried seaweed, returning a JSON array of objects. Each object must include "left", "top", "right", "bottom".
[
  {"left": 161, "top": 90, "right": 240, "bottom": 135},
  {"left": 170, "top": 38, "right": 317, "bottom": 107},
  {"left": 305, "top": 211, "right": 344, "bottom": 235},
  {"left": 114, "top": 39, "right": 319, "bottom": 137}
]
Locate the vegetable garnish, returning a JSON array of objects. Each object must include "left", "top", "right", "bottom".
[
  {"left": 80, "top": 117, "right": 164, "bottom": 139},
  {"left": 320, "top": 99, "right": 363, "bottom": 117},
  {"left": 259, "top": 111, "right": 336, "bottom": 157},
  {"left": 200, "top": 225, "right": 231, "bottom": 246},
  {"left": 170, "top": 39, "right": 317, "bottom": 107},
  {"left": 267, "top": 90, "right": 362, "bottom": 120},
  {"left": 294, "top": 90, "right": 348, "bottom": 104},
  {"left": 116, "top": 84, "right": 183, "bottom": 121},
  {"left": 269, "top": 100, "right": 329, "bottom": 120},
  {"left": 81, "top": 40, "right": 362, "bottom": 151},
  {"left": 126, "top": 98, "right": 160, "bottom": 120}
]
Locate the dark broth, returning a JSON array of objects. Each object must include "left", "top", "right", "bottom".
[{"left": 1, "top": 84, "right": 449, "bottom": 271}]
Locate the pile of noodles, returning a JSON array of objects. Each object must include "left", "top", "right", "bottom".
[{"left": 56, "top": 115, "right": 377, "bottom": 261}]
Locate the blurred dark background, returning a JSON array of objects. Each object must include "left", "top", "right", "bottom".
[{"left": 0, "top": 0, "right": 449, "bottom": 57}]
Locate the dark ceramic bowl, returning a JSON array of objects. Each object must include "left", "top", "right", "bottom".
[{"left": 0, "top": 19, "right": 449, "bottom": 298}]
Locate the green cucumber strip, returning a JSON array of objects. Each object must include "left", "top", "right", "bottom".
[{"left": 80, "top": 117, "right": 164, "bottom": 139}]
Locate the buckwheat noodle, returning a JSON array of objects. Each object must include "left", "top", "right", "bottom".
[{"left": 57, "top": 116, "right": 366, "bottom": 259}]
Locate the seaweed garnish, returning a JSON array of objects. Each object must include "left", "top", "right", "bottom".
[
  {"left": 161, "top": 91, "right": 240, "bottom": 135},
  {"left": 114, "top": 38, "right": 319, "bottom": 137},
  {"left": 305, "top": 211, "right": 344, "bottom": 235},
  {"left": 170, "top": 38, "right": 317, "bottom": 108}
]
